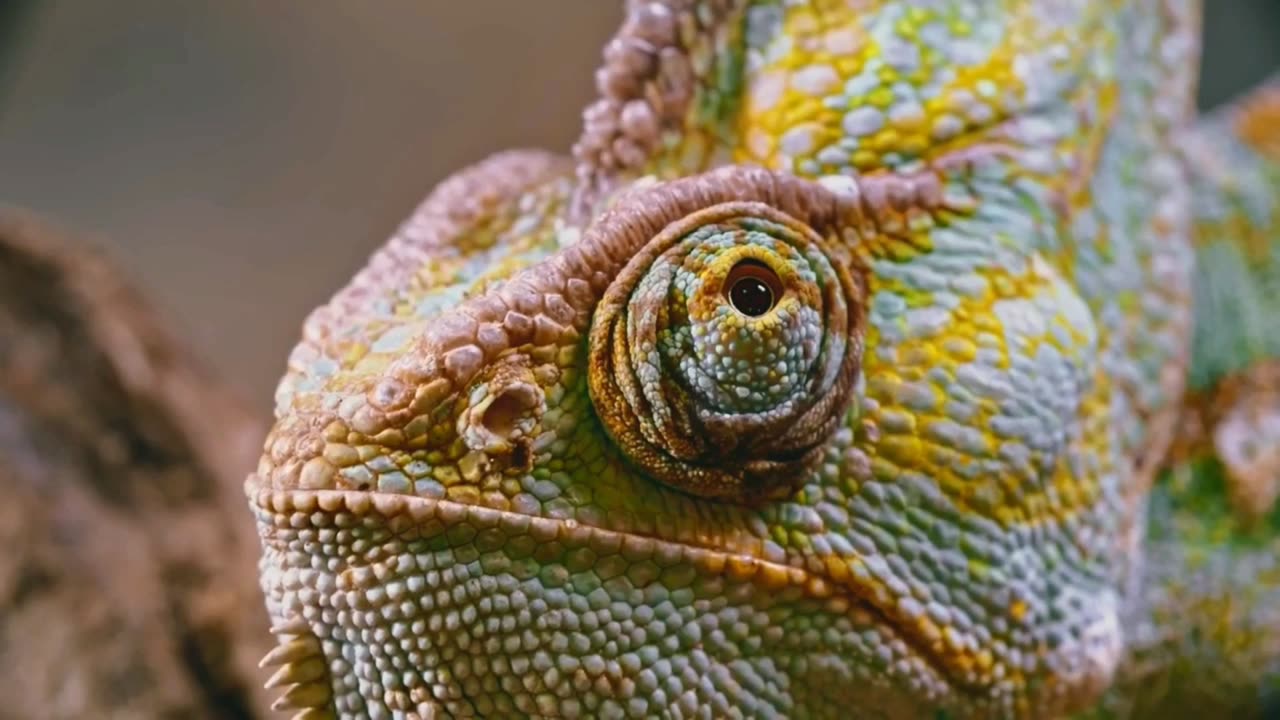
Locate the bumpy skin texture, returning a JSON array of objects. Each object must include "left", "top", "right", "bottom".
[{"left": 248, "top": 2, "right": 1280, "bottom": 718}]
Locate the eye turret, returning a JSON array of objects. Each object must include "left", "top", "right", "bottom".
[{"left": 586, "top": 170, "right": 868, "bottom": 503}]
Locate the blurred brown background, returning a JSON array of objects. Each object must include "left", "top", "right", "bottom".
[{"left": 1, "top": 1, "right": 1277, "bottom": 419}]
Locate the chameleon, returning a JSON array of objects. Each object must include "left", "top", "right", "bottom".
[{"left": 246, "top": 1, "right": 1280, "bottom": 718}]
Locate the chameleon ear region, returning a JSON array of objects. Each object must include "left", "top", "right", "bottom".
[{"left": 586, "top": 177, "right": 866, "bottom": 503}]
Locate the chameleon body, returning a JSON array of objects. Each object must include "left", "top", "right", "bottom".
[{"left": 247, "top": 2, "right": 1280, "bottom": 718}]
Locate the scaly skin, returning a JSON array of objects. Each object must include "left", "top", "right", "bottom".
[{"left": 247, "top": 2, "right": 1280, "bottom": 718}]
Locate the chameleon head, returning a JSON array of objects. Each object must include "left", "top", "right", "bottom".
[
  {"left": 249, "top": 152, "right": 1123, "bottom": 717},
  {"left": 243, "top": 1, "right": 1195, "bottom": 716}
]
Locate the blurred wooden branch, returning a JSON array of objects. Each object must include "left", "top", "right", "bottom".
[{"left": 0, "top": 209, "right": 272, "bottom": 718}]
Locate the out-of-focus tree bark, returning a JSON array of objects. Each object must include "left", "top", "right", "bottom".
[{"left": 0, "top": 209, "right": 272, "bottom": 719}]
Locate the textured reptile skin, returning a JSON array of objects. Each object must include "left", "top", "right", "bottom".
[{"left": 247, "top": 2, "right": 1280, "bottom": 718}]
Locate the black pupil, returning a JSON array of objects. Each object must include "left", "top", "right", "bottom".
[{"left": 729, "top": 276, "right": 774, "bottom": 317}]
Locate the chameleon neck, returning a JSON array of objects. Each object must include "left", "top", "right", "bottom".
[{"left": 1089, "top": 75, "right": 1280, "bottom": 719}]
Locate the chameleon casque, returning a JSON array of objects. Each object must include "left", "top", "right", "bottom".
[{"left": 247, "top": 1, "right": 1280, "bottom": 718}]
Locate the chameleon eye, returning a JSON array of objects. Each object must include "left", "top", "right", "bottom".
[
  {"left": 587, "top": 183, "right": 865, "bottom": 503},
  {"left": 725, "top": 260, "right": 782, "bottom": 317}
]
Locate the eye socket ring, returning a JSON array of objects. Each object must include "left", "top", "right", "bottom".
[{"left": 724, "top": 260, "right": 784, "bottom": 317}]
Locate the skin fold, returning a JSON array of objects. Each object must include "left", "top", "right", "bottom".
[{"left": 247, "top": 2, "right": 1280, "bottom": 718}]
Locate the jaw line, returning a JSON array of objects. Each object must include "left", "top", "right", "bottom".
[{"left": 250, "top": 481, "right": 984, "bottom": 699}]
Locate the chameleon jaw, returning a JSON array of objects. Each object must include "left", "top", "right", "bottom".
[{"left": 248, "top": 483, "right": 1009, "bottom": 717}]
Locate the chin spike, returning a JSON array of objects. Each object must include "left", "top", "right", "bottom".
[
  {"left": 270, "top": 682, "right": 331, "bottom": 712},
  {"left": 261, "top": 616, "right": 333, "bottom": 715},
  {"left": 259, "top": 635, "right": 323, "bottom": 668},
  {"left": 265, "top": 657, "right": 327, "bottom": 689}
]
